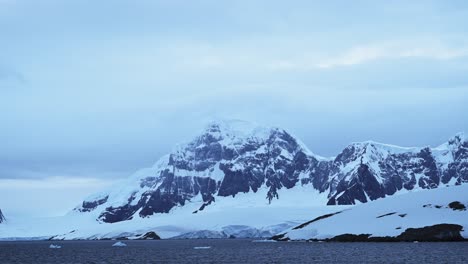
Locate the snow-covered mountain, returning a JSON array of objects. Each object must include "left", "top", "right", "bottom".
[
  {"left": 274, "top": 184, "right": 468, "bottom": 241},
  {"left": 0, "top": 209, "right": 5, "bottom": 223},
  {"left": 326, "top": 132, "right": 467, "bottom": 205},
  {"left": 74, "top": 120, "right": 468, "bottom": 224}
]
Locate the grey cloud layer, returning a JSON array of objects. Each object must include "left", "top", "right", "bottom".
[{"left": 1, "top": 0, "right": 467, "bottom": 180}]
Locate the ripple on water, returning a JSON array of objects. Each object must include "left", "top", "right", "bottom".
[{"left": 0, "top": 240, "right": 467, "bottom": 264}]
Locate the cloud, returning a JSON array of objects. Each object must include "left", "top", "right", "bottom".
[
  {"left": 0, "top": 176, "right": 114, "bottom": 189},
  {"left": 317, "top": 42, "right": 468, "bottom": 69},
  {"left": 187, "top": 40, "right": 468, "bottom": 72},
  {"left": 0, "top": 66, "right": 26, "bottom": 88},
  {"left": 1, "top": 0, "right": 468, "bottom": 219},
  {"left": 0, "top": 176, "right": 117, "bottom": 217}
]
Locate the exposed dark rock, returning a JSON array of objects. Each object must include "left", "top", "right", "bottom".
[
  {"left": 321, "top": 224, "right": 466, "bottom": 242},
  {"left": 448, "top": 201, "right": 466, "bottom": 211},
  {"left": 398, "top": 214, "right": 407, "bottom": 218},
  {"left": 441, "top": 134, "right": 468, "bottom": 185},
  {"left": 327, "top": 234, "right": 371, "bottom": 242},
  {"left": 324, "top": 234, "right": 399, "bottom": 243},
  {"left": 376, "top": 212, "right": 396, "bottom": 218},
  {"left": 138, "top": 231, "right": 161, "bottom": 240},
  {"left": 0, "top": 209, "right": 5, "bottom": 223},
  {"left": 99, "top": 201, "right": 140, "bottom": 223},
  {"left": 366, "top": 236, "right": 400, "bottom": 242},
  {"left": 78, "top": 196, "right": 108, "bottom": 212},
  {"left": 293, "top": 211, "right": 342, "bottom": 230},
  {"left": 270, "top": 233, "right": 289, "bottom": 241},
  {"left": 397, "top": 224, "right": 465, "bottom": 242}
]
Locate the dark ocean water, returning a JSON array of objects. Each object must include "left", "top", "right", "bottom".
[{"left": 0, "top": 239, "right": 467, "bottom": 264}]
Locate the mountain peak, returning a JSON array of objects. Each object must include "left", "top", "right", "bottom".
[
  {"left": 203, "top": 119, "right": 273, "bottom": 139},
  {"left": 450, "top": 132, "right": 466, "bottom": 144},
  {"left": 347, "top": 140, "right": 419, "bottom": 155}
]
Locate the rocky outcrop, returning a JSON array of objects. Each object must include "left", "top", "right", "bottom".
[
  {"left": 397, "top": 224, "right": 465, "bottom": 242},
  {"left": 448, "top": 201, "right": 466, "bottom": 211},
  {"left": 271, "top": 184, "right": 468, "bottom": 242},
  {"left": 137, "top": 231, "right": 161, "bottom": 240},
  {"left": 296, "top": 224, "right": 466, "bottom": 242},
  {"left": 73, "top": 120, "right": 468, "bottom": 223},
  {"left": 0, "top": 209, "right": 5, "bottom": 223}
]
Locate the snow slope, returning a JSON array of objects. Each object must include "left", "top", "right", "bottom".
[
  {"left": 279, "top": 184, "right": 468, "bottom": 240},
  {"left": 0, "top": 185, "right": 348, "bottom": 240}
]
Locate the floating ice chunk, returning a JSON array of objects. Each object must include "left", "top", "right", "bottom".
[
  {"left": 112, "top": 241, "right": 127, "bottom": 247},
  {"left": 49, "top": 244, "right": 61, "bottom": 249},
  {"left": 193, "top": 246, "right": 211, "bottom": 249},
  {"left": 252, "top": 240, "right": 277, "bottom": 243}
]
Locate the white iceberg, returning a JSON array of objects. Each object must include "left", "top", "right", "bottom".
[
  {"left": 252, "top": 239, "right": 277, "bottom": 243},
  {"left": 112, "top": 241, "right": 127, "bottom": 247},
  {"left": 193, "top": 246, "right": 211, "bottom": 249},
  {"left": 49, "top": 244, "right": 61, "bottom": 249}
]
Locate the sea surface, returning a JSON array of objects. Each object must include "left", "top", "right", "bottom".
[{"left": 0, "top": 239, "right": 467, "bottom": 263}]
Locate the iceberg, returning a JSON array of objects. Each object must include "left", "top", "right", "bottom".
[
  {"left": 49, "top": 244, "right": 61, "bottom": 249},
  {"left": 112, "top": 241, "right": 127, "bottom": 247}
]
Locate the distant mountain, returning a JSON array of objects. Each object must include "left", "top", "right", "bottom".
[
  {"left": 0, "top": 209, "right": 5, "bottom": 223},
  {"left": 74, "top": 120, "right": 467, "bottom": 224},
  {"left": 325, "top": 132, "right": 467, "bottom": 205}
]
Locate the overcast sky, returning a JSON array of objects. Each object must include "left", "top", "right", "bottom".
[{"left": 1, "top": 0, "right": 468, "bottom": 217}]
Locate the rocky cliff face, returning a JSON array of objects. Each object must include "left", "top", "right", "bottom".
[
  {"left": 325, "top": 143, "right": 439, "bottom": 205},
  {"left": 0, "top": 209, "right": 5, "bottom": 223},
  {"left": 74, "top": 121, "right": 467, "bottom": 223}
]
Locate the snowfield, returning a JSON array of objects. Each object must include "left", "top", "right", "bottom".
[
  {"left": 1, "top": 185, "right": 466, "bottom": 241},
  {"left": 0, "top": 185, "right": 348, "bottom": 240},
  {"left": 279, "top": 184, "right": 468, "bottom": 241}
]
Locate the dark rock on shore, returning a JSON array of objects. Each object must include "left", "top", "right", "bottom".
[
  {"left": 270, "top": 233, "right": 289, "bottom": 241},
  {"left": 396, "top": 224, "right": 465, "bottom": 242},
  {"left": 326, "top": 234, "right": 372, "bottom": 242},
  {"left": 137, "top": 231, "right": 161, "bottom": 240},
  {"left": 335, "top": 224, "right": 465, "bottom": 242},
  {"left": 272, "top": 224, "right": 466, "bottom": 242}
]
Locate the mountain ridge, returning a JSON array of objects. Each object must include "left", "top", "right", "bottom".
[{"left": 74, "top": 120, "right": 467, "bottom": 224}]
